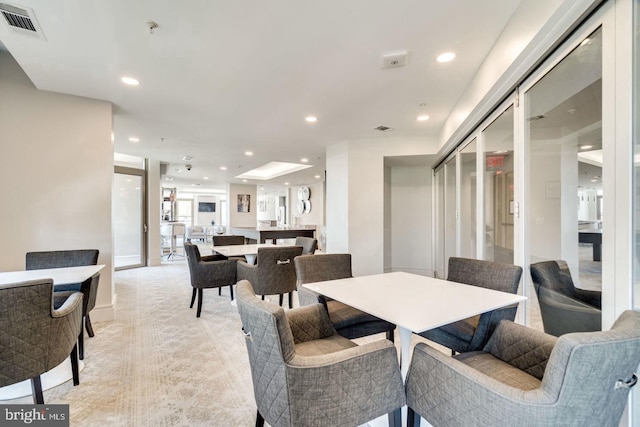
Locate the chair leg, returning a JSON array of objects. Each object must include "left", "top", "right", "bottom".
[
  {"left": 386, "top": 329, "right": 395, "bottom": 343},
  {"left": 218, "top": 288, "right": 222, "bottom": 296},
  {"left": 85, "top": 313, "right": 95, "bottom": 337},
  {"left": 31, "top": 376, "right": 44, "bottom": 404},
  {"left": 229, "top": 284, "right": 234, "bottom": 300},
  {"left": 261, "top": 295, "right": 265, "bottom": 301},
  {"left": 407, "top": 407, "right": 420, "bottom": 427},
  {"left": 279, "top": 294, "right": 284, "bottom": 306},
  {"left": 78, "top": 325, "right": 85, "bottom": 360},
  {"left": 288, "top": 291, "right": 293, "bottom": 309},
  {"left": 197, "top": 288, "right": 204, "bottom": 317},
  {"left": 255, "top": 410, "right": 265, "bottom": 427},
  {"left": 70, "top": 343, "right": 80, "bottom": 386},
  {"left": 190, "top": 288, "right": 197, "bottom": 308},
  {"left": 388, "top": 407, "right": 402, "bottom": 427}
]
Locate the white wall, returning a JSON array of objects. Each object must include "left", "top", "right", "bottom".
[
  {"left": 0, "top": 51, "right": 115, "bottom": 322},
  {"left": 227, "top": 184, "right": 257, "bottom": 227},
  {"left": 326, "top": 137, "right": 438, "bottom": 276},
  {"left": 389, "top": 164, "right": 433, "bottom": 276},
  {"left": 148, "top": 160, "right": 162, "bottom": 266}
]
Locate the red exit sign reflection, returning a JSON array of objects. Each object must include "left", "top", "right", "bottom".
[{"left": 486, "top": 155, "right": 504, "bottom": 169}]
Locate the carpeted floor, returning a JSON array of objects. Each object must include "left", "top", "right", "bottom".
[{"left": 2, "top": 261, "right": 257, "bottom": 426}]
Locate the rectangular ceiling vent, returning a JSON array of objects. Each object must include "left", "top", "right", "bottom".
[{"left": 0, "top": 3, "right": 45, "bottom": 39}]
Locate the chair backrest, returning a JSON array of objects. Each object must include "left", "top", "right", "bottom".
[
  {"left": 236, "top": 280, "right": 294, "bottom": 425},
  {"left": 295, "top": 253, "right": 352, "bottom": 284},
  {"left": 26, "top": 249, "right": 99, "bottom": 270},
  {"left": 212, "top": 235, "right": 245, "bottom": 246},
  {"left": 252, "top": 246, "right": 304, "bottom": 295},
  {"left": 184, "top": 242, "right": 202, "bottom": 276},
  {"left": 0, "top": 279, "right": 82, "bottom": 387},
  {"left": 539, "top": 310, "right": 640, "bottom": 424},
  {"left": 295, "top": 236, "right": 318, "bottom": 254},
  {"left": 530, "top": 260, "right": 578, "bottom": 296},
  {"left": 447, "top": 257, "right": 522, "bottom": 294}
]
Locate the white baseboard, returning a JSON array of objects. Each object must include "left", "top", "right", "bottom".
[{"left": 91, "top": 294, "right": 116, "bottom": 322}]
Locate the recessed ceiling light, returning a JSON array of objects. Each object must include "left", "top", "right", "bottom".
[
  {"left": 580, "top": 145, "right": 593, "bottom": 150},
  {"left": 580, "top": 38, "right": 591, "bottom": 46},
  {"left": 121, "top": 76, "right": 140, "bottom": 86},
  {"left": 203, "top": 177, "right": 209, "bottom": 180},
  {"left": 242, "top": 179, "right": 247, "bottom": 183},
  {"left": 220, "top": 166, "right": 227, "bottom": 170},
  {"left": 128, "top": 137, "right": 140, "bottom": 142},
  {"left": 590, "top": 179, "right": 598, "bottom": 182},
  {"left": 284, "top": 182, "right": 290, "bottom": 185},
  {"left": 315, "top": 175, "right": 321, "bottom": 179},
  {"left": 417, "top": 115, "right": 430, "bottom": 121},
  {"left": 436, "top": 52, "right": 456, "bottom": 63},
  {"left": 245, "top": 151, "right": 253, "bottom": 156},
  {"left": 301, "top": 158, "right": 308, "bottom": 163},
  {"left": 305, "top": 116, "right": 318, "bottom": 123}
]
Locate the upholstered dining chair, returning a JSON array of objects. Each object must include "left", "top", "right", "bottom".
[
  {"left": 236, "top": 280, "right": 405, "bottom": 427},
  {"left": 0, "top": 279, "right": 83, "bottom": 404},
  {"left": 406, "top": 310, "right": 640, "bottom": 427},
  {"left": 294, "top": 236, "right": 317, "bottom": 254},
  {"left": 418, "top": 257, "right": 522, "bottom": 354},
  {"left": 212, "top": 235, "right": 246, "bottom": 246},
  {"left": 236, "top": 246, "right": 303, "bottom": 308},
  {"left": 294, "top": 253, "right": 396, "bottom": 341},
  {"left": 530, "top": 260, "right": 601, "bottom": 336},
  {"left": 26, "top": 249, "right": 100, "bottom": 360},
  {"left": 184, "top": 242, "right": 237, "bottom": 317}
]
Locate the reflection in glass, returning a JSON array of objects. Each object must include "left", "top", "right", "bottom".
[
  {"left": 526, "top": 28, "right": 602, "bottom": 329},
  {"left": 444, "top": 157, "right": 457, "bottom": 271},
  {"left": 113, "top": 173, "right": 144, "bottom": 269},
  {"left": 483, "top": 106, "right": 514, "bottom": 263},
  {"left": 434, "top": 167, "right": 446, "bottom": 278}
]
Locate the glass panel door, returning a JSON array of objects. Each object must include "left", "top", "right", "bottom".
[
  {"left": 483, "top": 106, "right": 515, "bottom": 263},
  {"left": 459, "top": 139, "right": 477, "bottom": 258},
  {"left": 525, "top": 27, "right": 602, "bottom": 330},
  {"left": 444, "top": 155, "right": 457, "bottom": 273},
  {"left": 113, "top": 167, "right": 146, "bottom": 269},
  {"left": 434, "top": 166, "right": 445, "bottom": 278}
]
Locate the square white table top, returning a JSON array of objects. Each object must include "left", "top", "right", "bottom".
[
  {"left": 0, "top": 264, "right": 105, "bottom": 286},
  {"left": 212, "top": 243, "right": 277, "bottom": 257},
  {"left": 303, "top": 271, "right": 526, "bottom": 334}
]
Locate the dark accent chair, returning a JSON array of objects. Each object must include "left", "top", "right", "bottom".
[
  {"left": 294, "top": 236, "right": 317, "bottom": 254},
  {"left": 25, "top": 249, "right": 100, "bottom": 360},
  {"left": 530, "top": 260, "right": 601, "bottom": 336},
  {"left": 0, "top": 279, "right": 83, "bottom": 403},
  {"left": 406, "top": 311, "right": 640, "bottom": 426},
  {"left": 184, "top": 242, "right": 237, "bottom": 317},
  {"left": 212, "top": 235, "right": 246, "bottom": 295},
  {"left": 418, "top": 257, "right": 523, "bottom": 353},
  {"left": 236, "top": 246, "right": 303, "bottom": 308},
  {"left": 294, "top": 253, "right": 396, "bottom": 342},
  {"left": 236, "top": 280, "right": 405, "bottom": 427}
]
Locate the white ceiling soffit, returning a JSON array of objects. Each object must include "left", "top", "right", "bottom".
[{"left": 236, "top": 162, "right": 312, "bottom": 181}]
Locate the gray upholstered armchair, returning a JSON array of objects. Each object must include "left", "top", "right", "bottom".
[
  {"left": 26, "top": 249, "right": 100, "bottom": 360},
  {"left": 236, "top": 246, "right": 303, "bottom": 308},
  {"left": 294, "top": 253, "right": 396, "bottom": 341},
  {"left": 530, "top": 260, "right": 601, "bottom": 336},
  {"left": 294, "top": 236, "right": 317, "bottom": 254},
  {"left": 184, "top": 242, "right": 237, "bottom": 317},
  {"left": 0, "top": 279, "right": 83, "bottom": 404},
  {"left": 419, "top": 257, "right": 522, "bottom": 353},
  {"left": 236, "top": 280, "right": 405, "bottom": 427},
  {"left": 406, "top": 310, "right": 640, "bottom": 426}
]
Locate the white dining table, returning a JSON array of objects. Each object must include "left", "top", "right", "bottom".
[
  {"left": 303, "top": 271, "right": 526, "bottom": 379},
  {"left": 0, "top": 264, "right": 105, "bottom": 286},
  {"left": 212, "top": 243, "right": 276, "bottom": 264},
  {"left": 0, "top": 264, "right": 105, "bottom": 401}
]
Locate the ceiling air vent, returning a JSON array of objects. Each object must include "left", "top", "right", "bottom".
[
  {"left": 0, "top": 3, "right": 45, "bottom": 39},
  {"left": 374, "top": 125, "right": 394, "bottom": 132}
]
